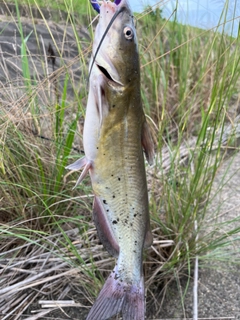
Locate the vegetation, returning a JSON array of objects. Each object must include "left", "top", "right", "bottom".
[
  {"left": 4, "top": 0, "right": 89, "bottom": 14},
  {"left": 0, "top": 0, "right": 240, "bottom": 318}
]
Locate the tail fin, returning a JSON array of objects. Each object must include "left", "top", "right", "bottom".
[{"left": 86, "top": 267, "right": 145, "bottom": 320}]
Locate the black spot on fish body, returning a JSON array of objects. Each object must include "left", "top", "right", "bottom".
[
  {"left": 114, "top": 274, "right": 120, "bottom": 280},
  {"left": 103, "top": 199, "right": 107, "bottom": 204},
  {"left": 112, "top": 220, "right": 117, "bottom": 224}
]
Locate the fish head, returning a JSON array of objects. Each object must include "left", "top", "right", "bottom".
[{"left": 91, "top": 0, "right": 140, "bottom": 87}]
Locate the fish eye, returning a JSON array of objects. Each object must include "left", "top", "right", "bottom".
[{"left": 123, "top": 27, "right": 134, "bottom": 40}]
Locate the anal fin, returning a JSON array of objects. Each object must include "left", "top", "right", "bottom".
[{"left": 93, "top": 196, "right": 119, "bottom": 257}]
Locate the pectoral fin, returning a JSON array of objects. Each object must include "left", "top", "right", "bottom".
[
  {"left": 93, "top": 196, "right": 119, "bottom": 258},
  {"left": 65, "top": 157, "right": 92, "bottom": 188},
  {"left": 142, "top": 121, "right": 155, "bottom": 165}
]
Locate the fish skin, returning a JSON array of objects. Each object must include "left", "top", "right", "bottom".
[{"left": 66, "top": 0, "right": 154, "bottom": 319}]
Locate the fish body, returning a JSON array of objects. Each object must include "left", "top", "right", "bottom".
[{"left": 67, "top": 1, "right": 154, "bottom": 319}]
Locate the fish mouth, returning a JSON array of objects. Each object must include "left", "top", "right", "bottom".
[{"left": 96, "top": 64, "right": 123, "bottom": 86}]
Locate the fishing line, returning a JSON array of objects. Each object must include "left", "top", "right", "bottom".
[{"left": 88, "top": 5, "right": 126, "bottom": 81}]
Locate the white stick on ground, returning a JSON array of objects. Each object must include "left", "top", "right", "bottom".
[{"left": 193, "top": 219, "right": 199, "bottom": 320}]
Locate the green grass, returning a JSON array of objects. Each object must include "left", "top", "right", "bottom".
[
  {"left": 0, "top": 0, "right": 240, "bottom": 317},
  {"left": 3, "top": 0, "right": 89, "bottom": 14}
]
